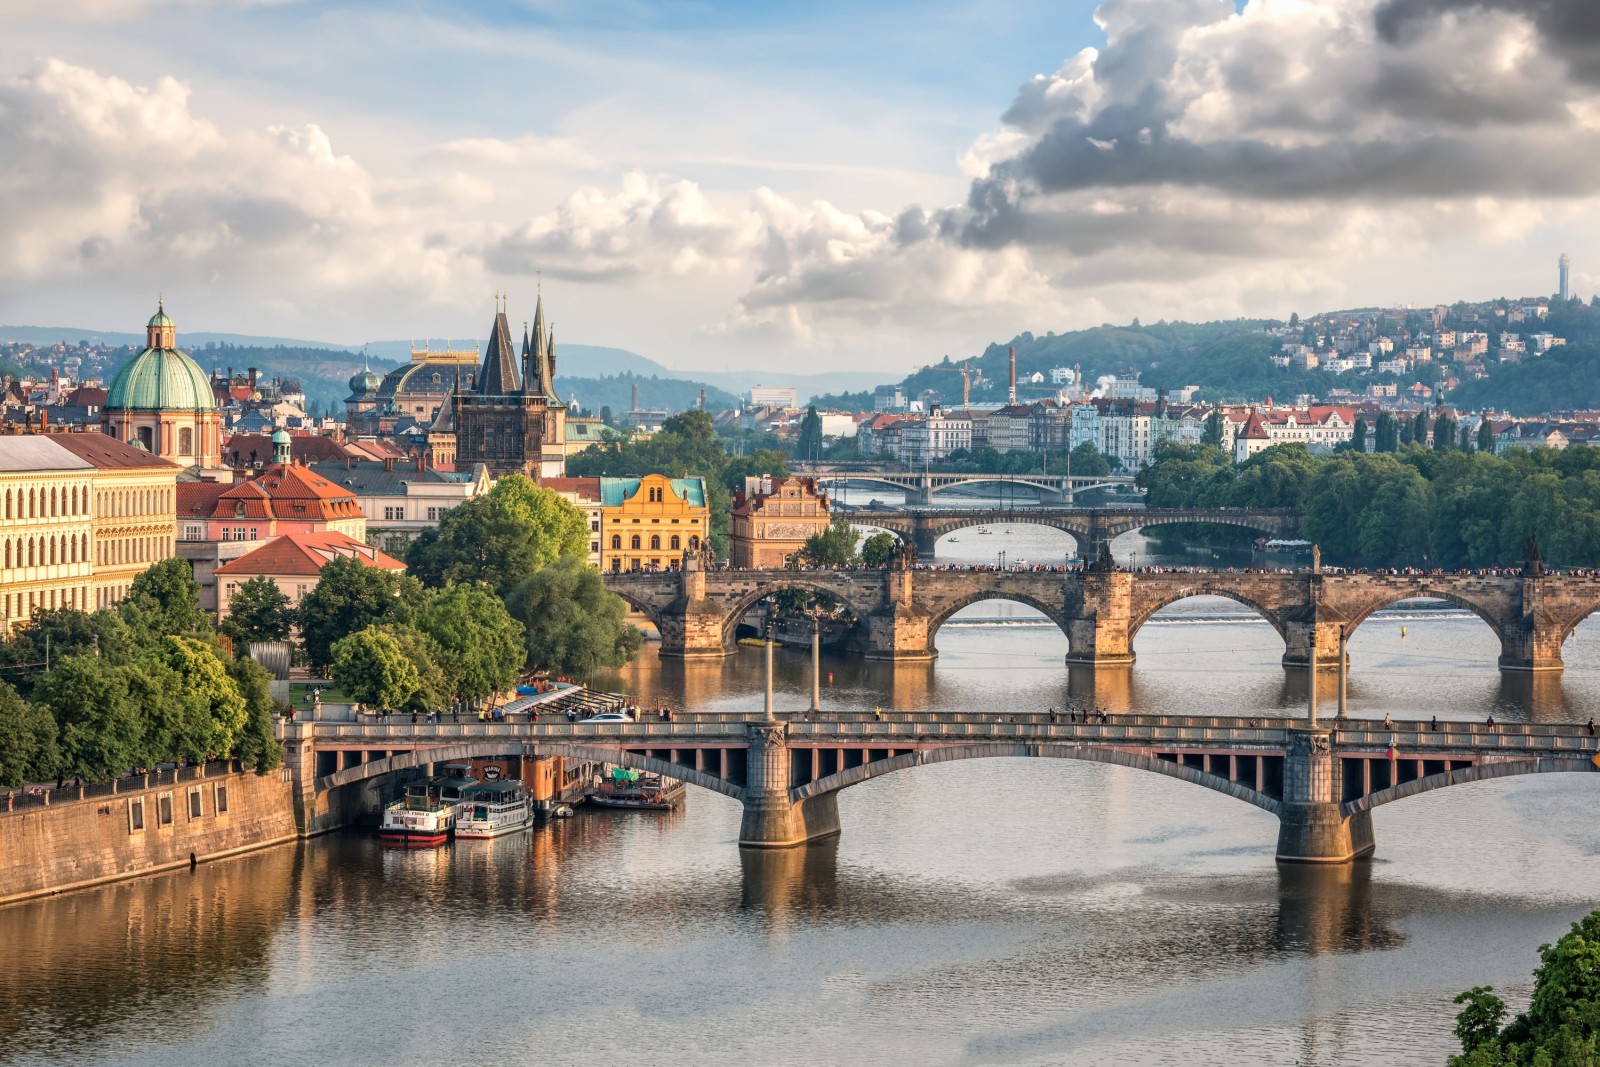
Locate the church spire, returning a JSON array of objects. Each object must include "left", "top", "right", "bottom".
[{"left": 476, "top": 300, "right": 521, "bottom": 395}]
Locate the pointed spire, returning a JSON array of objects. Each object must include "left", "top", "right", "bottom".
[{"left": 476, "top": 301, "right": 521, "bottom": 396}]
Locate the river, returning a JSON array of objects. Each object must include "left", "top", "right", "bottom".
[{"left": 3, "top": 521, "right": 1599, "bottom": 1066}]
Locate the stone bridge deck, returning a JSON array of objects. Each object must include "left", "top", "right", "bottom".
[
  {"left": 844, "top": 506, "right": 1301, "bottom": 555},
  {"left": 605, "top": 565, "right": 1600, "bottom": 672},
  {"left": 281, "top": 714, "right": 1599, "bottom": 864}
]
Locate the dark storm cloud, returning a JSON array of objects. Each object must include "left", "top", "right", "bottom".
[{"left": 1375, "top": 0, "right": 1600, "bottom": 83}]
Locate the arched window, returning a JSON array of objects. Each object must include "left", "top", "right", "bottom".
[
  {"left": 3, "top": 489, "right": 9, "bottom": 518},
  {"left": 611, "top": 535, "right": 622, "bottom": 550},
  {"left": 670, "top": 535, "right": 680, "bottom": 550},
  {"left": 178, "top": 427, "right": 194, "bottom": 457},
  {"left": 27, "top": 538, "right": 34, "bottom": 566},
  {"left": 630, "top": 535, "right": 641, "bottom": 550},
  {"left": 688, "top": 535, "right": 700, "bottom": 550},
  {"left": 649, "top": 535, "right": 660, "bottom": 550},
  {"left": 4, "top": 540, "right": 10, "bottom": 568}
]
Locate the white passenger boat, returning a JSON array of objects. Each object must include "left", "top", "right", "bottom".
[
  {"left": 379, "top": 777, "right": 460, "bottom": 847},
  {"left": 455, "top": 780, "right": 534, "bottom": 838}
]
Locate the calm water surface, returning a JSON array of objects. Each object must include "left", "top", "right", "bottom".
[{"left": 4, "top": 526, "right": 1600, "bottom": 1067}]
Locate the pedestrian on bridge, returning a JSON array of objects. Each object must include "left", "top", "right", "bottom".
[
  {"left": 1588, "top": 718, "right": 1595, "bottom": 736},
  {"left": 1430, "top": 716, "right": 1438, "bottom": 731}
]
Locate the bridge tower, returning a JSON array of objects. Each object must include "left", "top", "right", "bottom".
[{"left": 1275, "top": 729, "right": 1375, "bottom": 863}]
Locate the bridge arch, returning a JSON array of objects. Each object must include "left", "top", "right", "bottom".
[
  {"left": 1339, "top": 588, "right": 1509, "bottom": 641},
  {"left": 1555, "top": 596, "right": 1600, "bottom": 646},
  {"left": 719, "top": 579, "right": 878, "bottom": 648},
  {"left": 314, "top": 740, "right": 745, "bottom": 801},
  {"left": 1343, "top": 756, "right": 1595, "bottom": 816},
  {"left": 1127, "top": 588, "right": 1289, "bottom": 645},
  {"left": 918, "top": 513, "right": 1088, "bottom": 553},
  {"left": 790, "top": 742, "right": 1281, "bottom": 815},
  {"left": 607, "top": 589, "right": 667, "bottom": 634},
  {"left": 925, "top": 590, "right": 1072, "bottom": 650},
  {"left": 1103, "top": 510, "right": 1298, "bottom": 543}
]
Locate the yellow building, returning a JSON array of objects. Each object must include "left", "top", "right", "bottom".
[
  {"left": 0, "top": 432, "right": 178, "bottom": 631},
  {"left": 600, "top": 474, "right": 709, "bottom": 573}
]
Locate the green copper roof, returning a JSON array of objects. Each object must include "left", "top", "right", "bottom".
[
  {"left": 105, "top": 345, "right": 217, "bottom": 413},
  {"left": 148, "top": 309, "right": 173, "bottom": 328},
  {"left": 598, "top": 476, "right": 707, "bottom": 508}
]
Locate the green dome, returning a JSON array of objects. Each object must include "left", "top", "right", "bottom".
[
  {"left": 271, "top": 428, "right": 291, "bottom": 444},
  {"left": 148, "top": 309, "right": 174, "bottom": 329},
  {"left": 105, "top": 345, "right": 217, "bottom": 413}
]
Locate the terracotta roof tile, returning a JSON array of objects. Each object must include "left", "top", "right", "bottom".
[{"left": 215, "top": 531, "right": 405, "bottom": 577}]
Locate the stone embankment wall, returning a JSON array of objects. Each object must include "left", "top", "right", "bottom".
[{"left": 0, "top": 766, "right": 298, "bottom": 907}]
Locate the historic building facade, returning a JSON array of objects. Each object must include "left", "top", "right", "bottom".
[
  {"left": 729, "top": 475, "right": 832, "bottom": 568},
  {"left": 0, "top": 431, "right": 178, "bottom": 630},
  {"left": 452, "top": 296, "right": 567, "bottom": 478},
  {"left": 345, "top": 343, "right": 478, "bottom": 435},
  {"left": 102, "top": 303, "right": 224, "bottom": 471},
  {"left": 600, "top": 474, "right": 708, "bottom": 573},
  {"left": 214, "top": 532, "right": 404, "bottom": 621}
]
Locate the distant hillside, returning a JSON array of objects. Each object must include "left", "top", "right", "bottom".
[{"left": 560, "top": 372, "right": 740, "bottom": 418}]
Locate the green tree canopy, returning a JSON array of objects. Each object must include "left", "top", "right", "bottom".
[
  {"left": 227, "top": 655, "right": 283, "bottom": 771},
  {"left": 0, "top": 679, "right": 59, "bottom": 787},
  {"left": 331, "top": 628, "right": 423, "bottom": 712},
  {"left": 120, "top": 558, "right": 210, "bottom": 641},
  {"left": 34, "top": 657, "right": 144, "bottom": 781},
  {"left": 1450, "top": 910, "right": 1600, "bottom": 1065},
  {"left": 296, "top": 557, "right": 425, "bottom": 674},
  {"left": 861, "top": 531, "right": 898, "bottom": 568},
  {"left": 406, "top": 474, "right": 587, "bottom": 593},
  {"left": 222, "top": 576, "right": 294, "bottom": 647},
  {"left": 799, "top": 516, "right": 861, "bottom": 567},
  {"left": 506, "top": 558, "right": 642, "bottom": 676},
  {"left": 417, "top": 583, "right": 524, "bottom": 704},
  {"left": 794, "top": 406, "right": 824, "bottom": 463},
  {"left": 1070, "top": 441, "right": 1112, "bottom": 476}
]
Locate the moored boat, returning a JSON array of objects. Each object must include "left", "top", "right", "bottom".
[
  {"left": 455, "top": 780, "right": 534, "bottom": 838},
  {"left": 587, "top": 769, "right": 686, "bottom": 811},
  {"left": 379, "top": 778, "right": 459, "bottom": 847}
]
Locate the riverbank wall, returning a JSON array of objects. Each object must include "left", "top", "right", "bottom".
[{"left": 0, "top": 763, "right": 299, "bottom": 908}]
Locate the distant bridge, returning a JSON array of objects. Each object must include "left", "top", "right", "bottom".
[
  {"left": 604, "top": 561, "right": 1599, "bottom": 671},
  {"left": 281, "top": 712, "right": 1600, "bottom": 860},
  {"left": 840, "top": 505, "right": 1301, "bottom": 556},
  {"left": 807, "top": 467, "right": 1137, "bottom": 505}
]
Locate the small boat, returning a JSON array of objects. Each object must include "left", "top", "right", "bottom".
[
  {"left": 977, "top": 527, "right": 993, "bottom": 535},
  {"left": 455, "top": 780, "right": 534, "bottom": 838},
  {"left": 949, "top": 536, "right": 960, "bottom": 542},
  {"left": 379, "top": 775, "right": 471, "bottom": 847},
  {"left": 588, "top": 770, "right": 686, "bottom": 811},
  {"left": 552, "top": 805, "right": 575, "bottom": 819}
]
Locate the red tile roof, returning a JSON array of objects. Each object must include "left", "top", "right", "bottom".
[
  {"left": 215, "top": 531, "right": 405, "bottom": 577},
  {"left": 49, "top": 432, "right": 179, "bottom": 470}
]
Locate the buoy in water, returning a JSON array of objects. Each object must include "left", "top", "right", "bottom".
[{"left": 1401, "top": 626, "right": 1408, "bottom": 638}]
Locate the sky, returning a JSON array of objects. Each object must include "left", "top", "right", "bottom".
[{"left": 1, "top": 0, "right": 1598, "bottom": 375}]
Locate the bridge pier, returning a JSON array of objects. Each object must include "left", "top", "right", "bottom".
[
  {"left": 1063, "top": 569, "right": 1136, "bottom": 668},
  {"left": 911, "top": 522, "right": 940, "bottom": 559},
  {"left": 1281, "top": 619, "right": 1348, "bottom": 672},
  {"left": 1496, "top": 610, "right": 1565, "bottom": 672},
  {"left": 1275, "top": 729, "right": 1375, "bottom": 864},
  {"left": 738, "top": 722, "right": 842, "bottom": 848}
]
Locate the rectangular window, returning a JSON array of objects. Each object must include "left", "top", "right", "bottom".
[
  {"left": 128, "top": 797, "right": 145, "bottom": 832},
  {"left": 157, "top": 793, "right": 174, "bottom": 827},
  {"left": 214, "top": 782, "right": 229, "bottom": 814},
  {"left": 188, "top": 788, "right": 203, "bottom": 820},
  {"left": 426, "top": 508, "right": 441, "bottom": 521}
]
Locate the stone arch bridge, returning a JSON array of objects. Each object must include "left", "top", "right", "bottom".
[
  {"left": 812, "top": 469, "right": 1137, "bottom": 505},
  {"left": 281, "top": 714, "right": 1599, "bottom": 862},
  {"left": 604, "top": 563, "right": 1600, "bottom": 672},
  {"left": 842, "top": 505, "right": 1301, "bottom": 557}
]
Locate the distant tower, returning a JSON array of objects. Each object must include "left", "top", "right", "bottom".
[
  {"left": 1559, "top": 253, "right": 1571, "bottom": 301},
  {"left": 1008, "top": 346, "right": 1017, "bottom": 405}
]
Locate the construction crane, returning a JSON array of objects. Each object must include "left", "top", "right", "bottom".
[{"left": 919, "top": 360, "right": 977, "bottom": 407}]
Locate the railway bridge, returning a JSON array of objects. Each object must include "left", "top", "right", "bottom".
[
  {"left": 842, "top": 505, "right": 1301, "bottom": 557},
  {"left": 807, "top": 468, "right": 1137, "bottom": 505},
  {"left": 603, "top": 558, "right": 1600, "bottom": 671},
  {"left": 281, "top": 712, "right": 1600, "bottom": 862}
]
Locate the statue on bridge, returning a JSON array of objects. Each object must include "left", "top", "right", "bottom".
[
  {"left": 1524, "top": 534, "right": 1545, "bottom": 578},
  {"left": 889, "top": 538, "right": 918, "bottom": 570},
  {"left": 1089, "top": 540, "right": 1117, "bottom": 572}
]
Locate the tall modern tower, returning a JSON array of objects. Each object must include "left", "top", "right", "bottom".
[{"left": 1559, "top": 253, "right": 1571, "bottom": 301}]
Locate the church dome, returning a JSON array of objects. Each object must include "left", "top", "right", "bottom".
[
  {"left": 349, "top": 366, "right": 382, "bottom": 395},
  {"left": 106, "top": 304, "right": 216, "bottom": 413}
]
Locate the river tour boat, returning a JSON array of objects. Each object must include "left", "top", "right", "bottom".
[
  {"left": 455, "top": 780, "right": 534, "bottom": 839},
  {"left": 588, "top": 769, "right": 686, "bottom": 811},
  {"left": 377, "top": 774, "right": 480, "bottom": 847}
]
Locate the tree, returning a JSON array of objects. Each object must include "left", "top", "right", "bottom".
[
  {"left": 227, "top": 655, "right": 282, "bottom": 771},
  {"left": 1478, "top": 418, "right": 1497, "bottom": 453},
  {"left": 374, "top": 624, "right": 448, "bottom": 712},
  {"left": 799, "top": 516, "right": 860, "bottom": 567},
  {"left": 724, "top": 449, "right": 789, "bottom": 492},
  {"left": 861, "top": 532, "right": 898, "bottom": 568},
  {"left": 1434, "top": 411, "right": 1457, "bottom": 453},
  {"left": 794, "top": 405, "right": 824, "bottom": 463},
  {"left": 507, "top": 558, "right": 642, "bottom": 676},
  {"left": 1449, "top": 911, "right": 1600, "bottom": 1065},
  {"left": 1070, "top": 441, "right": 1112, "bottom": 476},
  {"left": 120, "top": 558, "right": 209, "bottom": 640},
  {"left": 1413, "top": 409, "right": 1432, "bottom": 447},
  {"left": 1201, "top": 410, "right": 1227, "bottom": 448},
  {"left": 1351, "top": 416, "right": 1367, "bottom": 452},
  {"left": 151, "top": 636, "right": 249, "bottom": 762},
  {"left": 0, "top": 679, "right": 59, "bottom": 787},
  {"left": 222, "top": 576, "right": 294, "bottom": 646},
  {"left": 406, "top": 474, "right": 587, "bottom": 593},
  {"left": 296, "top": 557, "right": 425, "bottom": 674},
  {"left": 417, "top": 583, "right": 524, "bottom": 705},
  {"left": 331, "top": 628, "right": 422, "bottom": 712},
  {"left": 1375, "top": 412, "right": 1400, "bottom": 453},
  {"left": 35, "top": 657, "right": 144, "bottom": 782}
]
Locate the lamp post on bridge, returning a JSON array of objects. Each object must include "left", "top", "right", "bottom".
[
  {"left": 764, "top": 620, "right": 776, "bottom": 722},
  {"left": 1307, "top": 631, "right": 1318, "bottom": 729},
  {"left": 1337, "top": 624, "right": 1348, "bottom": 719},
  {"left": 810, "top": 613, "right": 822, "bottom": 714}
]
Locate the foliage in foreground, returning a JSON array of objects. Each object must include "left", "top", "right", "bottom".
[{"left": 1450, "top": 910, "right": 1600, "bottom": 1065}]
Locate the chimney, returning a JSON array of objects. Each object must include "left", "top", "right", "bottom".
[
  {"left": 38, "top": 409, "right": 47, "bottom": 430},
  {"left": 1008, "top": 346, "right": 1017, "bottom": 405},
  {"left": 384, "top": 456, "right": 394, "bottom": 472},
  {"left": 632, "top": 381, "right": 639, "bottom": 411},
  {"left": 415, "top": 453, "right": 424, "bottom": 472},
  {"left": 248, "top": 368, "right": 258, "bottom": 390}
]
